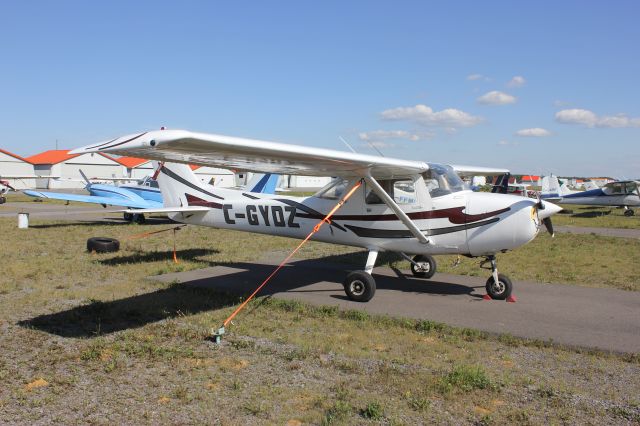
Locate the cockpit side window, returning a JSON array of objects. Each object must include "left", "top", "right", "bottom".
[
  {"left": 364, "top": 179, "right": 416, "bottom": 204},
  {"left": 624, "top": 182, "right": 638, "bottom": 195},
  {"left": 606, "top": 183, "right": 624, "bottom": 195}
]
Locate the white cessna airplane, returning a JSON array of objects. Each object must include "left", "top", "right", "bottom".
[{"left": 71, "top": 129, "right": 562, "bottom": 301}]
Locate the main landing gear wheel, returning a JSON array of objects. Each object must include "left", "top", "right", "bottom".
[
  {"left": 0, "top": 196, "right": 6, "bottom": 204},
  {"left": 624, "top": 209, "right": 635, "bottom": 217},
  {"left": 133, "top": 213, "right": 146, "bottom": 224},
  {"left": 410, "top": 255, "right": 437, "bottom": 279},
  {"left": 123, "top": 212, "right": 133, "bottom": 221},
  {"left": 343, "top": 271, "right": 376, "bottom": 302},
  {"left": 485, "top": 273, "right": 513, "bottom": 300}
]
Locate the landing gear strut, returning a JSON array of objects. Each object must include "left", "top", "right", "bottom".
[
  {"left": 343, "top": 249, "right": 377, "bottom": 302},
  {"left": 482, "top": 255, "right": 513, "bottom": 300}
]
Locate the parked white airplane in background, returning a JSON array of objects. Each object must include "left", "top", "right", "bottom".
[
  {"left": 542, "top": 175, "right": 640, "bottom": 216},
  {"left": 71, "top": 130, "right": 562, "bottom": 301}
]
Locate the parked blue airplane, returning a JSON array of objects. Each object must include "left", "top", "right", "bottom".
[
  {"left": 541, "top": 175, "right": 640, "bottom": 216},
  {"left": 25, "top": 169, "right": 279, "bottom": 222}
]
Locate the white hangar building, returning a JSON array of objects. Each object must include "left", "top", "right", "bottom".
[
  {"left": 26, "top": 150, "right": 125, "bottom": 189},
  {"left": 115, "top": 157, "right": 240, "bottom": 188},
  {"left": 0, "top": 149, "right": 37, "bottom": 189}
]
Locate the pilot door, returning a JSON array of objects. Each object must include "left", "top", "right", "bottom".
[{"left": 361, "top": 175, "right": 431, "bottom": 234}]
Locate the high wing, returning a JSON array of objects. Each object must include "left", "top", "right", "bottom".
[
  {"left": 70, "top": 130, "right": 429, "bottom": 178},
  {"left": 23, "top": 190, "right": 162, "bottom": 209},
  {"left": 451, "top": 165, "right": 510, "bottom": 177}
]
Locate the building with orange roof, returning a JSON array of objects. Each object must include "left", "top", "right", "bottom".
[
  {"left": 112, "top": 156, "right": 155, "bottom": 180},
  {"left": 26, "top": 149, "right": 126, "bottom": 189},
  {"left": 0, "top": 148, "right": 37, "bottom": 189}
]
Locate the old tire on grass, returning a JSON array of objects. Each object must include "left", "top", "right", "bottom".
[
  {"left": 87, "top": 237, "right": 120, "bottom": 253},
  {"left": 485, "top": 273, "right": 513, "bottom": 300},
  {"left": 343, "top": 271, "right": 376, "bottom": 302},
  {"left": 410, "top": 255, "right": 437, "bottom": 279}
]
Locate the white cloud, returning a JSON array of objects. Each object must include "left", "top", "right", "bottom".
[
  {"left": 515, "top": 127, "right": 551, "bottom": 137},
  {"left": 358, "top": 130, "right": 430, "bottom": 142},
  {"left": 467, "top": 73, "right": 488, "bottom": 81},
  {"left": 365, "top": 141, "right": 396, "bottom": 149},
  {"left": 380, "top": 104, "right": 483, "bottom": 128},
  {"left": 507, "top": 76, "right": 526, "bottom": 88},
  {"left": 477, "top": 91, "right": 517, "bottom": 105},
  {"left": 555, "top": 108, "right": 640, "bottom": 128},
  {"left": 497, "top": 140, "right": 520, "bottom": 146}
]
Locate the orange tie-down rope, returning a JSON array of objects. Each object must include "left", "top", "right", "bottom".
[
  {"left": 126, "top": 225, "right": 186, "bottom": 263},
  {"left": 213, "top": 179, "right": 364, "bottom": 342}
]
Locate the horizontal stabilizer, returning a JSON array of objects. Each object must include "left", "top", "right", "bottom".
[{"left": 122, "top": 206, "right": 211, "bottom": 214}]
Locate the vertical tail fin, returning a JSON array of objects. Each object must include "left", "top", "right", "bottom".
[
  {"left": 154, "top": 162, "right": 223, "bottom": 208},
  {"left": 491, "top": 173, "right": 510, "bottom": 194},
  {"left": 246, "top": 173, "right": 280, "bottom": 194},
  {"left": 541, "top": 175, "right": 561, "bottom": 198}
]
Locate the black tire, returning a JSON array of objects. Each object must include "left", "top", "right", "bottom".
[
  {"left": 485, "top": 274, "right": 513, "bottom": 300},
  {"left": 624, "top": 209, "right": 634, "bottom": 217},
  {"left": 123, "top": 212, "right": 133, "bottom": 221},
  {"left": 410, "top": 255, "right": 437, "bottom": 279},
  {"left": 133, "top": 213, "right": 146, "bottom": 224},
  {"left": 87, "top": 237, "right": 120, "bottom": 253},
  {"left": 0, "top": 196, "right": 6, "bottom": 204},
  {"left": 343, "top": 271, "right": 376, "bottom": 302}
]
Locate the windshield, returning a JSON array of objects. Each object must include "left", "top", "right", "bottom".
[
  {"left": 314, "top": 178, "right": 348, "bottom": 200},
  {"left": 423, "top": 164, "right": 467, "bottom": 197}
]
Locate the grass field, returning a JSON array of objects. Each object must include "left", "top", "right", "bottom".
[
  {"left": 553, "top": 204, "right": 640, "bottom": 229},
  {"left": 0, "top": 216, "right": 639, "bottom": 424}
]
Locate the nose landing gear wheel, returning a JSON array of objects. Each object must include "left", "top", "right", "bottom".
[
  {"left": 410, "top": 255, "right": 437, "bottom": 279},
  {"left": 485, "top": 273, "right": 513, "bottom": 300},
  {"left": 343, "top": 271, "right": 376, "bottom": 302},
  {"left": 624, "top": 209, "right": 635, "bottom": 217}
]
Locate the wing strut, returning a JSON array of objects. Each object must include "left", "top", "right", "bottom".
[{"left": 364, "top": 174, "right": 430, "bottom": 244}]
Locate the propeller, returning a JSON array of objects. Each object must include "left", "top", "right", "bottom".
[
  {"left": 536, "top": 194, "right": 557, "bottom": 237},
  {"left": 78, "top": 169, "right": 92, "bottom": 190},
  {"left": 0, "top": 179, "right": 16, "bottom": 192},
  {"left": 542, "top": 216, "right": 554, "bottom": 237}
]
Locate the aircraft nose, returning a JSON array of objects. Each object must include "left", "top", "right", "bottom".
[{"left": 537, "top": 200, "right": 563, "bottom": 220}]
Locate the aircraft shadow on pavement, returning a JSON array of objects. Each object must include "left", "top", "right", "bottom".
[
  {"left": 28, "top": 217, "right": 176, "bottom": 229},
  {"left": 20, "top": 256, "right": 480, "bottom": 338}
]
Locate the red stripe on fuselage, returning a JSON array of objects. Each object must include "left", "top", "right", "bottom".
[
  {"left": 185, "top": 194, "right": 222, "bottom": 209},
  {"left": 311, "top": 206, "right": 510, "bottom": 224}
]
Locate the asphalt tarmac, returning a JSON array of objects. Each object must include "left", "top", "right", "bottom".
[
  {"left": 3, "top": 201, "right": 639, "bottom": 353},
  {"left": 154, "top": 260, "right": 640, "bottom": 353}
]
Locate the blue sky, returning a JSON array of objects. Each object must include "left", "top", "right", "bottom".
[{"left": 1, "top": 1, "right": 639, "bottom": 177}]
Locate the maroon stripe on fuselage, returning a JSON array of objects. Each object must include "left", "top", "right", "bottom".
[
  {"left": 186, "top": 194, "right": 222, "bottom": 209},
  {"left": 299, "top": 206, "right": 510, "bottom": 224}
]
